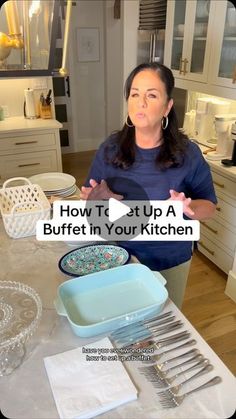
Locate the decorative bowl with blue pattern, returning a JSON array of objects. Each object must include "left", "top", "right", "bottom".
[{"left": 58, "top": 244, "right": 131, "bottom": 277}]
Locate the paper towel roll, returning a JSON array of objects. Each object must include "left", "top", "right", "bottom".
[{"left": 24, "top": 88, "right": 36, "bottom": 119}]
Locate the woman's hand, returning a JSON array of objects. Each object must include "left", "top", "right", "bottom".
[
  {"left": 169, "top": 189, "right": 195, "bottom": 217},
  {"left": 80, "top": 179, "right": 123, "bottom": 201},
  {"left": 80, "top": 179, "right": 98, "bottom": 200}
]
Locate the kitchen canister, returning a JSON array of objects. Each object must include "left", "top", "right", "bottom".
[
  {"left": 24, "top": 88, "right": 37, "bottom": 119},
  {"left": 183, "top": 110, "right": 196, "bottom": 137}
]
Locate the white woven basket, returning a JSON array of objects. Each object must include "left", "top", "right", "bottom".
[{"left": 0, "top": 177, "right": 51, "bottom": 239}]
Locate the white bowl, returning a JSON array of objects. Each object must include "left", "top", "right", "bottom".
[
  {"left": 196, "top": 0, "right": 210, "bottom": 18},
  {"left": 227, "top": 7, "right": 236, "bottom": 27},
  {"left": 176, "top": 24, "right": 185, "bottom": 36},
  {"left": 194, "top": 23, "right": 208, "bottom": 37}
]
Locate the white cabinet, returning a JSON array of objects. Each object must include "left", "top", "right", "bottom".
[
  {"left": 164, "top": 0, "right": 236, "bottom": 99},
  {"left": 0, "top": 118, "right": 62, "bottom": 185},
  {"left": 210, "top": 1, "right": 236, "bottom": 89},
  {"left": 198, "top": 167, "right": 236, "bottom": 274},
  {"left": 164, "top": 0, "right": 215, "bottom": 83}
]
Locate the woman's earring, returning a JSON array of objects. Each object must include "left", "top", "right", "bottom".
[
  {"left": 126, "top": 115, "right": 134, "bottom": 128},
  {"left": 162, "top": 115, "right": 168, "bottom": 130}
]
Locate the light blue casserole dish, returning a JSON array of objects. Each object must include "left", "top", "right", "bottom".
[{"left": 54, "top": 263, "right": 168, "bottom": 338}]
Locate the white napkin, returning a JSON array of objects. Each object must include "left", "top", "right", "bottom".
[{"left": 44, "top": 337, "right": 138, "bottom": 419}]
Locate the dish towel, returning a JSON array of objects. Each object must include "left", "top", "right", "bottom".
[{"left": 44, "top": 337, "right": 138, "bottom": 419}]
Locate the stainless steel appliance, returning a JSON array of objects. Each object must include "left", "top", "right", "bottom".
[
  {"left": 222, "top": 121, "right": 236, "bottom": 166},
  {"left": 137, "top": 0, "right": 167, "bottom": 65},
  {"left": 137, "top": 29, "right": 165, "bottom": 65}
]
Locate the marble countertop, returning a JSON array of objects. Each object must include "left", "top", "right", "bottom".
[
  {"left": 0, "top": 224, "right": 235, "bottom": 419},
  {"left": 0, "top": 116, "right": 62, "bottom": 134},
  {"left": 193, "top": 140, "right": 236, "bottom": 181}
]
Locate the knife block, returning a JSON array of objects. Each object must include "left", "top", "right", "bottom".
[{"left": 39, "top": 103, "right": 52, "bottom": 119}]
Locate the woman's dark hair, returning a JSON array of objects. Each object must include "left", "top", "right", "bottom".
[{"left": 106, "top": 62, "right": 189, "bottom": 169}]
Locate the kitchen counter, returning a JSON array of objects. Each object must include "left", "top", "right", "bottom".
[
  {"left": 0, "top": 116, "right": 62, "bottom": 134},
  {"left": 0, "top": 223, "right": 235, "bottom": 419},
  {"left": 193, "top": 140, "right": 236, "bottom": 181},
  {"left": 0, "top": 117, "right": 63, "bottom": 183}
]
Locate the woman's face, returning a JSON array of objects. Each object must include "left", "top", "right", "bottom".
[{"left": 127, "top": 69, "right": 173, "bottom": 130}]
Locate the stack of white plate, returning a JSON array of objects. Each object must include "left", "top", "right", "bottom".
[{"left": 28, "top": 172, "right": 77, "bottom": 197}]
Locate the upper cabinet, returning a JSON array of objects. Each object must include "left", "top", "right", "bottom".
[
  {"left": 0, "top": 0, "right": 59, "bottom": 77},
  {"left": 164, "top": 0, "right": 236, "bottom": 99},
  {"left": 210, "top": 1, "right": 236, "bottom": 87},
  {"left": 164, "top": 0, "right": 215, "bottom": 83}
]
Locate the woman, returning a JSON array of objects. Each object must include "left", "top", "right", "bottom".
[{"left": 80, "top": 62, "right": 217, "bottom": 308}]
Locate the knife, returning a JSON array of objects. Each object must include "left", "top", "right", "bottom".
[
  {"left": 111, "top": 311, "right": 173, "bottom": 338},
  {"left": 119, "top": 330, "right": 191, "bottom": 351},
  {"left": 114, "top": 320, "right": 183, "bottom": 344}
]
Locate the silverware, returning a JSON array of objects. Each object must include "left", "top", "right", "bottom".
[
  {"left": 111, "top": 311, "right": 174, "bottom": 338},
  {"left": 142, "top": 339, "right": 197, "bottom": 364},
  {"left": 111, "top": 315, "right": 176, "bottom": 339},
  {"left": 158, "top": 364, "right": 214, "bottom": 400},
  {"left": 114, "top": 320, "right": 183, "bottom": 345},
  {"left": 140, "top": 353, "right": 204, "bottom": 379},
  {"left": 120, "top": 330, "right": 191, "bottom": 351},
  {"left": 149, "top": 348, "right": 200, "bottom": 370},
  {"left": 159, "top": 376, "right": 222, "bottom": 408},
  {"left": 140, "top": 358, "right": 209, "bottom": 389}
]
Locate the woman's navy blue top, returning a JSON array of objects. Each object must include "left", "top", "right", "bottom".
[{"left": 85, "top": 135, "right": 217, "bottom": 271}]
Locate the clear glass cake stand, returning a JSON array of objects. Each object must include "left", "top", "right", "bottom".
[{"left": 0, "top": 281, "right": 42, "bottom": 376}]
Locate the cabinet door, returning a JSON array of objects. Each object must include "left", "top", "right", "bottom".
[
  {"left": 165, "top": 0, "right": 215, "bottom": 83},
  {"left": 210, "top": 1, "right": 236, "bottom": 89},
  {"left": 164, "top": 0, "right": 189, "bottom": 77},
  {"left": 0, "top": 1, "right": 59, "bottom": 77},
  {"left": 185, "top": 0, "right": 216, "bottom": 82}
]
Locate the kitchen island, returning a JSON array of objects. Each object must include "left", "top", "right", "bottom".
[
  {"left": 195, "top": 141, "right": 236, "bottom": 304},
  {"left": 0, "top": 117, "right": 62, "bottom": 185},
  {"left": 0, "top": 222, "right": 235, "bottom": 419}
]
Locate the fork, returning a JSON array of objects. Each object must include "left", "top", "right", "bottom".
[
  {"left": 140, "top": 354, "right": 204, "bottom": 380},
  {"left": 160, "top": 376, "right": 222, "bottom": 408},
  {"left": 158, "top": 363, "right": 214, "bottom": 400},
  {"left": 151, "top": 348, "right": 200, "bottom": 370},
  {"left": 141, "top": 339, "right": 197, "bottom": 364},
  {"left": 120, "top": 330, "right": 191, "bottom": 350},
  {"left": 141, "top": 358, "right": 209, "bottom": 388}
]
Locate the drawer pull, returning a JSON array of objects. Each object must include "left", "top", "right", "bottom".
[
  {"left": 232, "top": 65, "right": 236, "bottom": 84},
  {"left": 18, "top": 163, "right": 40, "bottom": 167},
  {"left": 201, "top": 222, "right": 218, "bottom": 234},
  {"left": 15, "top": 141, "right": 38, "bottom": 145},
  {"left": 183, "top": 58, "right": 188, "bottom": 75},
  {"left": 179, "top": 57, "right": 184, "bottom": 74},
  {"left": 213, "top": 180, "right": 225, "bottom": 188},
  {"left": 216, "top": 206, "right": 221, "bottom": 212},
  {"left": 199, "top": 241, "right": 215, "bottom": 256}
]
